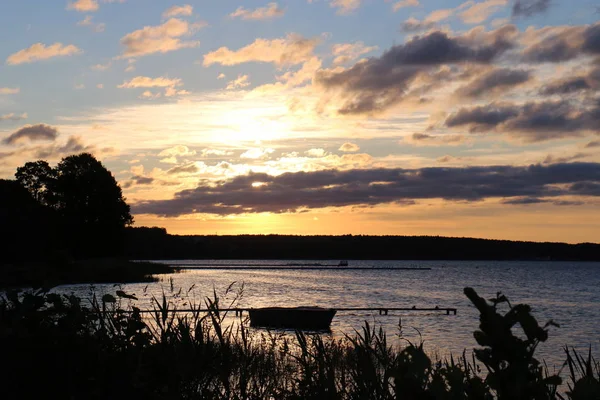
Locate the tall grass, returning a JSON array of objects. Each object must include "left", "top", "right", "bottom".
[{"left": 0, "top": 286, "right": 598, "bottom": 399}]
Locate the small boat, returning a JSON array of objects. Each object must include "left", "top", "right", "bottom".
[
  {"left": 248, "top": 307, "right": 337, "bottom": 330},
  {"left": 338, "top": 260, "right": 349, "bottom": 266}
]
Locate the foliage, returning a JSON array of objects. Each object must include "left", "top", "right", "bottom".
[
  {"left": 10, "top": 153, "right": 133, "bottom": 258},
  {"left": 15, "top": 160, "right": 56, "bottom": 205},
  {"left": 0, "top": 286, "right": 598, "bottom": 399}
]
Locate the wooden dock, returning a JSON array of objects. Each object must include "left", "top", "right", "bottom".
[
  {"left": 127, "top": 306, "right": 457, "bottom": 316},
  {"left": 174, "top": 266, "right": 432, "bottom": 271}
]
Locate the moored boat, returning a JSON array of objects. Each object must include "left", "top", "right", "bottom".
[{"left": 248, "top": 307, "right": 337, "bottom": 330}]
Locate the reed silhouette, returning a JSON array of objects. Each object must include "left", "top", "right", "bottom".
[{"left": 0, "top": 286, "right": 597, "bottom": 399}]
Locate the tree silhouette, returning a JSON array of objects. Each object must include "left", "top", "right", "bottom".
[
  {"left": 52, "top": 153, "right": 132, "bottom": 230},
  {"left": 13, "top": 153, "right": 133, "bottom": 257},
  {"left": 15, "top": 160, "right": 56, "bottom": 206}
]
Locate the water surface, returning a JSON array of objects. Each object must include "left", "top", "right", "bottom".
[{"left": 56, "top": 260, "right": 600, "bottom": 369}]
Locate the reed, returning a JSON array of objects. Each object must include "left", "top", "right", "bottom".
[{"left": 0, "top": 286, "right": 597, "bottom": 399}]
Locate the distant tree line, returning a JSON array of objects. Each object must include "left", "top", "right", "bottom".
[
  {"left": 1, "top": 153, "right": 132, "bottom": 262},
  {"left": 124, "top": 228, "right": 600, "bottom": 261}
]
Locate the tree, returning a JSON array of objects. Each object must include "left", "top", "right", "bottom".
[
  {"left": 15, "top": 160, "right": 56, "bottom": 205},
  {"left": 14, "top": 153, "right": 133, "bottom": 257},
  {"left": 52, "top": 153, "right": 133, "bottom": 230}
]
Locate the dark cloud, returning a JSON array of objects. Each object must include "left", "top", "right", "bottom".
[
  {"left": 502, "top": 197, "right": 548, "bottom": 205},
  {"left": 456, "top": 68, "right": 531, "bottom": 98},
  {"left": 523, "top": 23, "right": 600, "bottom": 63},
  {"left": 553, "top": 200, "right": 585, "bottom": 206},
  {"left": 316, "top": 27, "right": 517, "bottom": 114},
  {"left": 133, "top": 163, "right": 600, "bottom": 216},
  {"left": 3, "top": 124, "right": 58, "bottom": 145},
  {"left": 543, "top": 152, "right": 587, "bottom": 164},
  {"left": 582, "top": 23, "right": 600, "bottom": 54},
  {"left": 539, "top": 66, "right": 599, "bottom": 95},
  {"left": 412, "top": 133, "right": 433, "bottom": 140},
  {"left": 122, "top": 175, "right": 155, "bottom": 188},
  {"left": 502, "top": 197, "right": 585, "bottom": 206},
  {"left": 34, "top": 136, "right": 91, "bottom": 158},
  {"left": 167, "top": 163, "right": 199, "bottom": 174},
  {"left": 512, "top": 0, "right": 550, "bottom": 17},
  {"left": 400, "top": 19, "right": 435, "bottom": 33},
  {"left": 445, "top": 100, "right": 600, "bottom": 141},
  {"left": 445, "top": 103, "right": 519, "bottom": 131},
  {"left": 585, "top": 140, "right": 600, "bottom": 148},
  {"left": 539, "top": 77, "right": 591, "bottom": 95}
]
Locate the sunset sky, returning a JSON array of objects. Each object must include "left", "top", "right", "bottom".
[{"left": 1, "top": 0, "right": 599, "bottom": 242}]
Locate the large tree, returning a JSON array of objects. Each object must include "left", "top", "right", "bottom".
[
  {"left": 15, "top": 160, "right": 56, "bottom": 206},
  {"left": 14, "top": 153, "right": 133, "bottom": 257},
  {"left": 52, "top": 153, "right": 133, "bottom": 230}
]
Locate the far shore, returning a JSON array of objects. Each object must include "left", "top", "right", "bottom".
[{"left": 0, "top": 258, "right": 177, "bottom": 290}]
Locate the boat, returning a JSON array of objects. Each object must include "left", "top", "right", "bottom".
[
  {"left": 338, "top": 260, "right": 349, "bottom": 266},
  {"left": 248, "top": 307, "right": 337, "bottom": 330}
]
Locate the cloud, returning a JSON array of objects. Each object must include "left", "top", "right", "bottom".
[
  {"left": 455, "top": 68, "right": 531, "bottom": 98},
  {"left": 122, "top": 175, "right": 155, "bottom": 188},
  {"left": 3, "top": 124, "right": 58, "bottom": 145},
  {"left": 118, "top": 76, "right": 182, "bottom": 88},
  {"left": 400, "top": 17, "right": 436, "bottom": 33},
  {"left": 512, "top": 0, "right": 550, "bottom": 17},
  {"left": 162, "top": 4, "right": 193, "bottom": 19},
  {"left": 230, "top": 2, "right": 285, "bottom": 20},
  {"left": 0, "top": 87, "right": 20, "bottom": 95},
  {"left": 339, "top": 142, "right": 360, "bottom": 152},
  {"left": 459, "top": 0, "right": 507, "bottom": 24},
  {"left": 158, "top": 145, "right": 196, "bottom": 158},
  {"left": 119, "top": 18, "right": 201, "bottom": 58},
  {"left": 165, "top": 87, "right": 190, "bottom": 97},
  {"left": 67, "top": 0, "right": 99, "bottom": 12},
  {"left": 316, "top": 27, "right": 517, "bottom": 114},
  {"left": 444, "top": 99, "right": 600, "bottom": 142},
  {"left": 332, "top": 42, "right": 378, "bottom": 65},
  {"left": 167, "top": 162, "right": 199, "bottom": 174},
  {"left": 91, "top": 61, "right": 111, "bottom": 71},
  {"left": 32, "top": 135, "right": 100, "bottom": 159},
  {"left": 240, "top": 148, "right": 274, "bottom": 159},
  {"left": 585, "top": 140, "right": 600, "bottom": 148},
  {"left": 133, "top": 162, "right": 600, "bottom": 216},
  {"left": 77, "top": 15, "right": 105, "bottom": 32},
  {"left": 6, "top": 43, "right": 82, "bottom": 65},
  {"left": 522, "top": 23, "right": 600, "bottom": 63},
  {"left": 542, "top": 152, "right": 587, "bottom": 164},
  {"left": 306, "top": 148, "right": 327, "bottom": 157},
  {"left": 330, "top": 0, "right": 362, "bottom": 15},
  {"left": 201, "top": 148, "right": 234, "bottom": 157},
  {"left": 539, "top": 76, "right": 593, "bottom": 95},
  {"left": 406, "top": 133, "right": 467, "bottom": 146},
  {"left": 226, "top": 74, "right": 251, "bottom": 90},
  {"left": 401, "top": 8, "right": 456, "bottom": 32},
  {"left": 140, "top": 90, "right": 161, "bottom": 99},
  {"left": 393, "top": 0, "right": 419, "bottom": 11},
  {"left": 0, "top": 113, "right": 27, "bottom": 121},
  {"left": 203, "top": 33, "right": 320, "bottom": 66}
]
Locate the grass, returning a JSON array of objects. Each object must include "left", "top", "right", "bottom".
[{"left": 0, "top": 286, "right": 598, "bottom": 399}]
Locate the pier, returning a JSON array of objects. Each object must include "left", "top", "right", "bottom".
[
  {"left": 123, "top": 306, "right": 457, "bottom": 316},
  {"left": 172, "top": 265, "right": 432, "bottom": 271}
]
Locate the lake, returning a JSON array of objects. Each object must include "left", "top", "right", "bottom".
[{"left": 55, "top": 259, "right": 600, "bottom": 370}]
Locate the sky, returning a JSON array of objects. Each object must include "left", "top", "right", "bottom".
[{"left": 1, "top": 0, "right": 600, "bottom": 242}]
